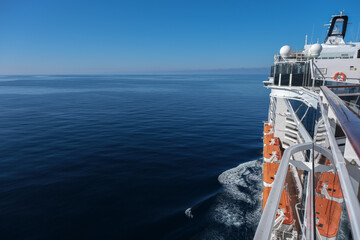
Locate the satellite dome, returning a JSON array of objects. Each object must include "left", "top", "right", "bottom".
[
  {"left": 280, "top": 45, "right": 292, "bottom": 58},
  {"left": 309, "top": 43, "right": 322, "bottom": 58}
]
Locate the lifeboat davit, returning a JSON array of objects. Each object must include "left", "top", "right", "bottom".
[
  {"left": 316, "top": 172, "right": 343, "bottom": 203},
  {"left": 263, "top": 162, "right": 283, "bottom": 187},
  {"left": 264, "top": 144, "right": 282, "bottom": 162},
  {"left": 264, "top": 124, "right": 273, "bottom": 134},
  {"left": 263, "top": 187, "right": 294, "bottom": 225},
  {"left": 264, "top": 134, "right": 280, "bottom": 146},
  {"left": 315, "top": 196, "right": 342, "bottom": 239}
]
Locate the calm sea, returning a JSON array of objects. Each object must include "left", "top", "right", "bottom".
[{"left": 0, "top": 74, "right": 269, "bottom": 239}]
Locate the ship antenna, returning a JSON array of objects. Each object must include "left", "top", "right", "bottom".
[{"left": 305, "top": 34, "right": 308, "bottom": 45}]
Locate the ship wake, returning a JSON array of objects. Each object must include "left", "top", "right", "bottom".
[{"left": 189, "top": 159, "right": 263, "bottom": 240}]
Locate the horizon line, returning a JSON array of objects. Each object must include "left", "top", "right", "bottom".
[{"left": 0, "top": 67, "right": 270, "bottom": 76}]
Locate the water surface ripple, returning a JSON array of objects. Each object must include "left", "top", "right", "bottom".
[{"left": 0, "top": 74, "right": 268, "bottom": 239}]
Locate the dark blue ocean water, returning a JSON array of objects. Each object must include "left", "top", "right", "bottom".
[{"left": 0, "top": 74, "right": 269, "bottom": 240}]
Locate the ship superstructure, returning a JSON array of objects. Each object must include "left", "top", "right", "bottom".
[{"left": 255, "top": 13, "right": 360, "bottom": 240}]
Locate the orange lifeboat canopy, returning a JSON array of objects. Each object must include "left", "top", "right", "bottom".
[
  {"left": 264, "top": 134, "right": 280, "bottom": 146},
  {"left": 316, "top": 172, "right": 343, "bottom": 199},
  {"left": 263, "top": 187, "right": 294, "bottom": 225},
  {"left": 264, "top": 125, "right": 273, "bottom": 134},
  {"left": 263, "top": 162, "right": 279, "bottom": 185},
  {"left": 315, "top": 196, "right": 342, "bottom": 238},
  {"left": 264, "top": 144, "right": 282, "bottom": 161}
]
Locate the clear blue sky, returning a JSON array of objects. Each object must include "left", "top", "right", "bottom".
[{"left": 0, "top": 0, "right": 360, "bottom": 74}]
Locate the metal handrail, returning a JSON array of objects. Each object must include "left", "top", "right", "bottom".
[
  {"left": 318, "top": 89, "right": 360, "bottom": 239},
  {"left": 320, "top": 86, "right": 360, "bottom": 157},
  {"left": 342, "top": 100, "right": 360, "bottom": 115},
  {"left": 254, "top": 142, "right": 346, "bottom": 240},
  {"left": 254, "top": 143, "right": 311, "bottom": 240}
]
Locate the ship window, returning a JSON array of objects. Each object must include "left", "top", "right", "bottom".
[
  {"left": 333, "top": 19, "right": 344, "bottom": 35},
  {"left": 315, "top": 80, "right": 323, "bottom": 87},
  {"left": 281, "top": 63, "right": 291, "bottom": 74},
  {"left": 358, "top": 49, "right": 360, "bottom": 58},
  {"left": 281, "top": 74, "right": 290, "bottom": 86},
  {"left": 270, "top": 65, "right": 275, "bottom": 77}
]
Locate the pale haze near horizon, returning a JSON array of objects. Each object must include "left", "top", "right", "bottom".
[{"left": 0, "top": 0, "right": 359, "bottom": 74}]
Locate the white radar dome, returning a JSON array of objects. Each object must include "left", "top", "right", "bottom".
[
  {"left": 309, "top": 43, "right": 322, "bottom": 58},
  {"left": 280, "top": 45, "right": 292, "bottom": 58}
]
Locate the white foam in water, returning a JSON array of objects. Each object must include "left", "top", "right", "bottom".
[
  {"left": 186, "top": 161, "right": 351, "bottom": 239},
  {"left": 185, "top": 208, "right": 194, "bottom": 219},
  {"left": 184, "top": 159, "right": 263, "bottom": 239},
  {"left": 213, "top": 160, "right": 262, "bottom": 228}
]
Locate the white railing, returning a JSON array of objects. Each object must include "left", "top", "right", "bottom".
[
  {"left": 253, "top": 142, "right": 360, "bottom": 239},
  {"left": 254, "top": 86, "right": 360, "bottom": 239}
]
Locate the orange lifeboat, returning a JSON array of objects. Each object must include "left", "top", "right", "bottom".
[
  {"left": 264, "top": 124, "right": 273, "bottom": 134},
  {"left": 264, "top": 144, "right": 282, "bottom": 162},
  {"left": 315, "top": 196, "right": 342, "bottom": 238},
  {"left": 263, "top": 187, "right": 294, "bottom": 225},
  {"left": 316, "top": 172, "right": 343, "bottom": 202},
  {"left": 263, "top": 162, "right": 280, "bottom": 186},
  {"left": 264, "top": 134, "right": 280, "bottom": 146}
]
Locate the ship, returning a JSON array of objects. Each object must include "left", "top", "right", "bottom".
[{"left": 254, "top": 12, "right": 360, "bottom": 240}]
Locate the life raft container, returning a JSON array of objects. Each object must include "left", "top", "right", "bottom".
[{"left": 333, "top": 72, "right": 346, "bottom": 82}]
